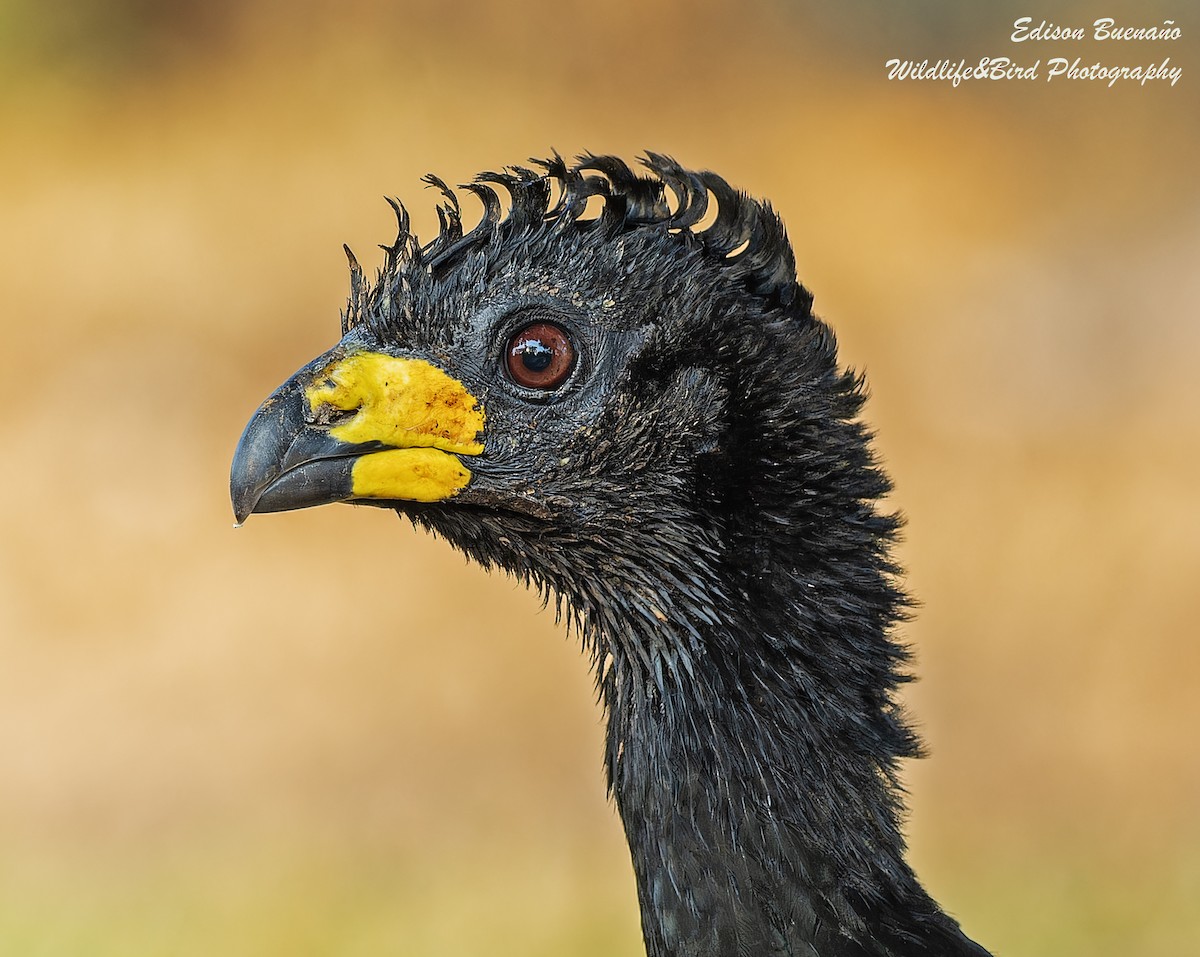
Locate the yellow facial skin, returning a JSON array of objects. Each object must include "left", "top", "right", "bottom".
[
  {"left": 304, "top": 353, "right": 485, "bottom": 502},
  {"left": 348, "top": 447, "right": 474, "bottom": 503}
]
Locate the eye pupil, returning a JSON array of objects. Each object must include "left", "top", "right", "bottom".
[
  {"left": 505, "top": 321, "right": 576, "bottom": 390},
  {"left": 521, "top": 343, "right": 553, "bottom": 372}
]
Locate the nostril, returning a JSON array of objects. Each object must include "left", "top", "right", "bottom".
[{"left": 308, "top": 402, "right": 359, "bottom": 428}]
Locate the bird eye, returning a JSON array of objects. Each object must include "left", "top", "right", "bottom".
[{"left": 505, "top": 322, "right": 576, "bottom": 390}]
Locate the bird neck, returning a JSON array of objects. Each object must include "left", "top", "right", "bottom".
[{"left": 590, "top": 528, "right": 982, "bottom": 957}]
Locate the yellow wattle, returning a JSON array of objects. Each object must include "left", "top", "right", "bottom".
[
  {"left": 304, "top": 352, "right": 485, "bottom": 502},
  {"left": 305, "top": 352, "right": 485, "bottom": 455},
  {"left": 350, "top": 447, "right": 472, "bottom": 502}
]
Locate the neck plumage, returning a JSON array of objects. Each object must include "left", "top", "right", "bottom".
[
  {"left": 598, "top": 596, "right": 987, "bottom": 957},
  {"left": 585, "top": 496, "right": 989, "bottom": 957}
]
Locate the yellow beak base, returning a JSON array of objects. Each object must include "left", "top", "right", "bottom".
[
  {"left": 231, "top": 352, "right": 486, "bottom": 521},
  {"left": 305, "top": 352, "right": 485, "bottom": 503}
]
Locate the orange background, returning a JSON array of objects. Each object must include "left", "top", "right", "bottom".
[{"left": 2, "top": 2, "right": 1197, "bottom": 954}]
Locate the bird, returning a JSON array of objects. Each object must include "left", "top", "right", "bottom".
[{"left": 230, "top": 152, "right": 992, "bottom": 957}]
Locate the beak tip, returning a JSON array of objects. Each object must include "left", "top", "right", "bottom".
[
  {"left": 230, "top": 469, "right": 258, "bottom": 527},
  {"left": 230, "top": 478, "right": 263, "bottom": 527}
]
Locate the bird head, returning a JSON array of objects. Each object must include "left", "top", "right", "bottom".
[{"left": 230, "top": 153, "right": 869, "bottom": 672}]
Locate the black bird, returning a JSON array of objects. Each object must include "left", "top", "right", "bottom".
[{"left": 231, "top": 153, "right": 992, "bottom": 957}]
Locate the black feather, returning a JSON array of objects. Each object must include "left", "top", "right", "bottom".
[{"left": 345, "top": 153, "right": 808, "bottom": 336}]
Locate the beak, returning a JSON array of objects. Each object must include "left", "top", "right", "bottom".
[{"left": 231, "top": 350, "right": 485, "bottom": 525}]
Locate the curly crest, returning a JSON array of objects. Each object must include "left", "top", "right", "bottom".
[{"left": 342, "top": 152, "right": 809, "bottom": 334}]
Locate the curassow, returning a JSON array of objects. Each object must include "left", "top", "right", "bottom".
[{"left": 231, "top": 153, "right": 992, "bottom": 957}]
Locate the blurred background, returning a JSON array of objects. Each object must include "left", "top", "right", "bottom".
[{"left": 1, "top": 1, "right": 1197, "bottom": 954}]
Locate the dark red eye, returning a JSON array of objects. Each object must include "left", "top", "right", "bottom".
[{"left": 505, "top": 322, "right": 576, "bottom": 390}]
